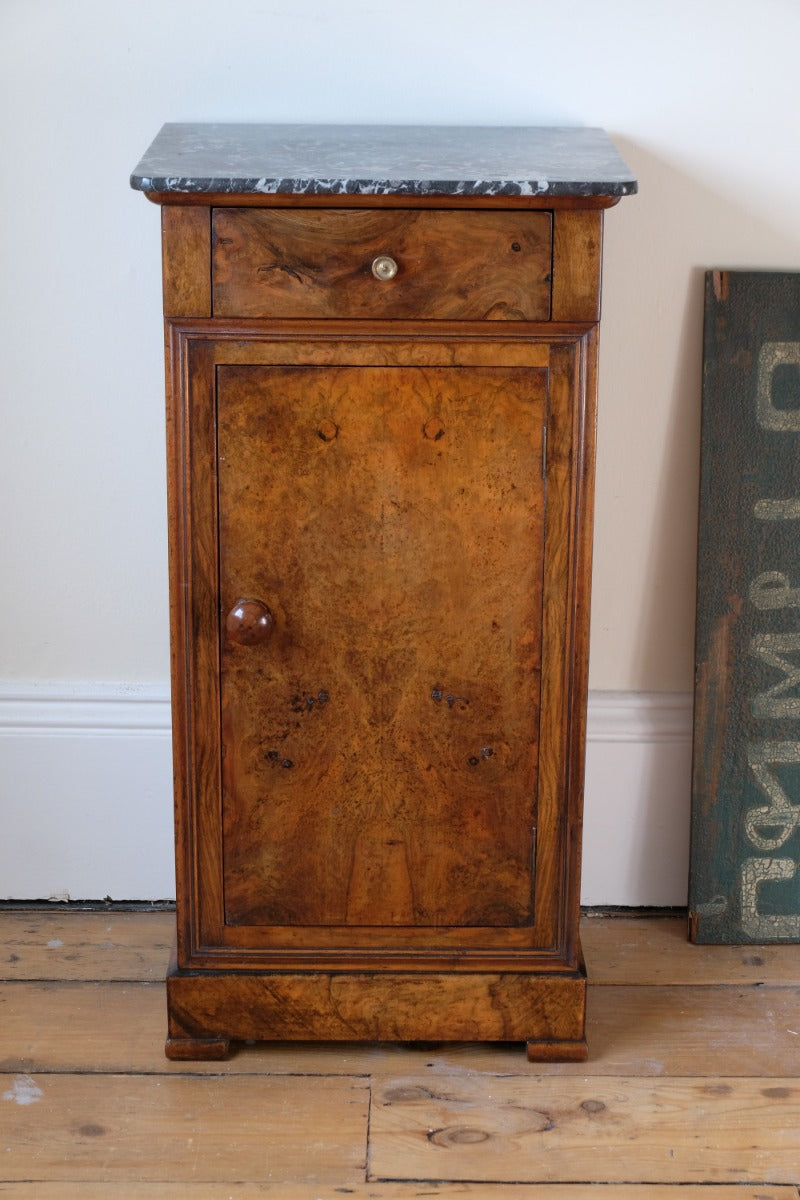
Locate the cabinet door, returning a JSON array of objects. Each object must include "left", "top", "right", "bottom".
[{"left": 216, "top": 360, "right": 547, "bottom": 932}]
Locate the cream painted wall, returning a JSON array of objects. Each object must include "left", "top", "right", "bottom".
[{"left": 1, "top": 0, "right": 798, "bottom": 898}]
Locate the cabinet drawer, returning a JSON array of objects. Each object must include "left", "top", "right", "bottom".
[{"left": 212, "top": 208, "right": 552, "bottom": 320}]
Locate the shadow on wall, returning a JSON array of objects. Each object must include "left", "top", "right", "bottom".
[
  {"left": 583, "top": 141, "right": 800, "bottom": 903},
  {"left": 593, "top": 138, "right": 800, "bottom": 695}
]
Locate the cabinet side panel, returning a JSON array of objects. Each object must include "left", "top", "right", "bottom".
[
  {"left": 187, "top": 340, "right": 226, "bottom": 949},
  {"left": 162, "top": 207, "right": 212, "bottom": 318},
  {"left": 534, "top": 335, "right": 595, "bottom": 959},
  {"left": 551, "top": 211, "right": 603, "bottom": 323},
  {"left": 167, "top": 332, "right": 226, "bottom": 960},
  {"left": 164, "top": 323, "right": 192, "bottom": 962},
  {"left": 563, "top": 330, "right": 598, "bottom": 958}
]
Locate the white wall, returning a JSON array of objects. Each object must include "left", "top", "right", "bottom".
[{"left": 2, "top": 0, "right": 798, "bottom": 901}]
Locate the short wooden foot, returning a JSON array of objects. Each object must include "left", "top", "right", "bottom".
[
  {"left": 165, "top": 1035, "right": 231, "bottom": 1061},
  {"left": 526, "top": 1037, "right": 588, "bottom": 1063}
]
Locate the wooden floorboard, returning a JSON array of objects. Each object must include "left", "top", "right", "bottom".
[
  {"left": 5, "top": 910, "right": 799, "bottom": 987},
  {"left": 0, "top": 1073, "right": 368, "bottom": 1184},
  {"left": 1, "top": 912, "right": 798, "bottom": 1191},
  {"left": 0, "top": 910, "right": 173, "bottom": 981},
  {"left": 0, "top": 1186, "right": 795, "bottom": 1199},
  {"left": 370, "top": 1074, "right": 800, "bottom": 1184},
  {"left": 582, "top": 915, "right": 800, "bottom": 986},
  {"left": 2, "top": 980, "right": 800, "bottom": 1077}
]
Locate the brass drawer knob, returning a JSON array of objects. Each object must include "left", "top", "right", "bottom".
[
  {"left": 226, "top": 598, "right": 275, "bottom": 646},
  {"left": 371, "top": 255, "right": 398, "bottom": 281}
]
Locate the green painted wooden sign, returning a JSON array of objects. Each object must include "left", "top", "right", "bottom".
[{"left": 690, "top": 270, "right": 800, "bottom": 943}]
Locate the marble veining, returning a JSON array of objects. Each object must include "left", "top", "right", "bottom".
[{"left": 131, "top": 124, "right": 637, "bottom": 198}]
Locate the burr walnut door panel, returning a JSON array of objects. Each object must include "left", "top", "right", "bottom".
[{"left": 216, "top": 361, "right": 548, "bottom": 930}]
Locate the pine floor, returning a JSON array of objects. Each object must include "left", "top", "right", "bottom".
[{"left": 0, "top": 911, "right": 799, "bottom": 1197}]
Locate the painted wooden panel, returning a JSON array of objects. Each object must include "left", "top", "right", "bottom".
[{"left": 690, "top": 270, "right": 800, "bottom": 942}]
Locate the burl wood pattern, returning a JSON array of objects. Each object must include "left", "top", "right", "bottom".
[
  {"left": 161, "top": 206, "right": 211, "bottom": 318},
  {"left": 165, "top": 962, "right": 586, "bottom": 1049},
  {"left": 150, "top": 155, "right": 622, "bottom": 1055},
  {"left": 212, "top": 208, "right": 552, "bottom": 320},
  {"left": 218, "top": 364, "right": 547, "bottom": 928},
  {"left": 551, "top": 210, "right": 603, "bottom": 323}
]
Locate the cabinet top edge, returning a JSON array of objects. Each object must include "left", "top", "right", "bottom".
[{"left": 130, "top": 123, "right": 638, "bottom": 199}]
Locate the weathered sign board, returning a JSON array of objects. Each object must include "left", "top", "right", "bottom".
[{"left": 690, "top": 270, "right": 800, "bottom": 943}]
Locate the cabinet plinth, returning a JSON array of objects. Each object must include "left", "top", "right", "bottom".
[{"left": 132, "top": 124, "right": 635, "bottom": 1061}]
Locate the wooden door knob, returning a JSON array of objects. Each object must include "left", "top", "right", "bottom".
[{"left": 226, "top": 598, "right": 275, "bottom": 646}]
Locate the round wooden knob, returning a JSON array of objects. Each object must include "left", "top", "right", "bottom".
[{"left": 226, "top": 598, "right": 275, "bottom": 646}]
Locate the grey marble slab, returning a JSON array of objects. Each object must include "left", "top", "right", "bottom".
[{"left": 131, "top": 124, "right": 637, "bottom": 198}]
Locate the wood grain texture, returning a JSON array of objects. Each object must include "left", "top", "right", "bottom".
[
  {"left": 533, "top": 340, "right": 584, "bottom": 952},
  {"left": 582, "top": 915, "right": 800, "bottom": 985},
  {"left": 8, "top": 913, "right": 800, "bottom": 987},
  {"left": 209, "top": 326, "right": 555, "bottom": 368},
  {"left": 165, "top": 967, "right": 586, "bottom": 1048},
  {"left": 561, "top": 327, "right": 597, "bottom": 959},
  {"left": 158, "top": 181, "right": 606, "bottom": 1053},
  {"left": 164, "top": 1035, "right": 230, "bottom": 1061},
  {"left": 2, "top": 914, "right": 799, "bottom": 1192},
  {"left": 167, "top": 326, "right": 596, "bottom": 974},
  {"left": 5, "top": 979, "right": 799, "bottom": 1078},
  {"left": 1, "top": 1187, "right": 792, "bottom": 1199},
  {"left": 148, "top": 190, "right": 622, "bottom": 211},
  {"left": 184, "top": 338, "right": 225, "bottom": 955},
  {"left": 166, "top": 332, "right": 224, "bottom": 961},
  {"left": 551, "top": 210, "right": 603, "bottom": 322},
  {"left": 370, "top": 1074, "right": 800, "bottom": 1184},
  {"left": 212, "top": 208, "right": 552, "bottom": 320},
  {"left": 0, "top": 1074, "right": 367, "bottom": 1184},
  {"left": 217, "top": 363, "right": 546, "bottom": 929},
  {"left": 0, "top": 911, "right": 174, "bottom": 980},
  {"left": 161, "top": 206, "right": 211, "bottom": 317},
  {"left": 3, "top": 1188, "right": 793, "bottom": 1200}
]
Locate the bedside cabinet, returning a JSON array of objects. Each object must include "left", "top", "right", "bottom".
[{"left": 131, "top": 124, "right": 636, "bottom": 1061}]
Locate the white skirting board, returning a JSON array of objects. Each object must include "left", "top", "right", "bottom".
[
  {"left": 583, "top": 692, "right": 693, "bottom": 907},
  {"left": 0, "top": 685, "right": 693, "bottom": 905}
]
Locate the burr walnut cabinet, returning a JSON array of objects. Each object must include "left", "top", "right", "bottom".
[{"left": 131, "top": 124, "right": 635, "bottom": 1061}]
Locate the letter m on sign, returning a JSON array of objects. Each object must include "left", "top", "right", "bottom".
[{"left": 690, "top": 271, "right": 800, "bottom": 943}]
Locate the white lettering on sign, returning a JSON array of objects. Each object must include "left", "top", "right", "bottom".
[
  {"left": 738, "top": 338, "right": 800, "bottom": 937},
  {"left": 750, "top": 572, "right": 800, "bottom": 610},
  {"left": 756, "top": 342, "right": 800, "bottom": 431},
  {"left": 754, "top": 498, "right": 800, "bottom": 521},
  {"left": 749, "top": 634, "right": 800, "bottom": 718},
  {"left": 745, "top": 740, "right": 800, "bottom": 851},
  {"left": 740, "top": 857, "right": 800, "bottom": 939}
]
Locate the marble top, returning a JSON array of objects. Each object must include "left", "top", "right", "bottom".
[{"left": 130, "top": 124, "right": 637, "bottom": 199}]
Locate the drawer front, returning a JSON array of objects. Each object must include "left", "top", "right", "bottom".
[{"left": 212, "top": 208, "right": 552, "bottom": 320}]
